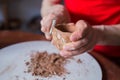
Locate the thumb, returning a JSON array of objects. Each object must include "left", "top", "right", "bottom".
[
  {"left": 70, "top": 20, "right": 87, "bottom": 41},
  {"left": 70, "top": 30, "right": 82, "bottom": 41}
]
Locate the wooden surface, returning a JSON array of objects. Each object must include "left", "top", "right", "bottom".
[
  {"left": 0, "top": 30, "right": 120, "bottom": 80},
  {"left": 90, "top": 52, "right": 120, "bottom": 80},
  {"left": 0, "top": 30, "right": 46, "bottom": 48}
]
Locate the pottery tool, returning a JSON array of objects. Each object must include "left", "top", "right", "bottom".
[{"left": 49, "top": 19, "right": 56, "bottom": 34}]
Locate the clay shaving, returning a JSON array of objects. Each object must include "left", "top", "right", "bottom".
[
  {"left": 77, "top": 59, "right": 82, "bottom": 63},
  {"left": 26, "top": 51, "right": 67, "bottom": 77}
]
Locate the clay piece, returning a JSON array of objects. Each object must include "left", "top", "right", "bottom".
[{"left": 52, "top": 24, "right": 75, "bottom": 50}]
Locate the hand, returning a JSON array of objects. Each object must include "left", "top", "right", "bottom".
[
  {"left": 60, "top": 20, "right": 103, "bottom": 58},
  {"left": 40, "top": 4, "right": 71, "bottom": 40}
]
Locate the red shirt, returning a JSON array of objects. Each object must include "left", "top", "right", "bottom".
[{"left": 65, "top": 0, "right": 120, "bottom": 57}]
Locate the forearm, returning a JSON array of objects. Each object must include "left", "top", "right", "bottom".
[
  {"left": 95, "top": 24, "right": 120, "bottom": 45},
  {"left": 41, "top": 0, "right": 61, "bottom": 17}
]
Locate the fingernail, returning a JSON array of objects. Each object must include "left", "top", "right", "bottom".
[{"left": 63, "top": 44, "right": 75, "bottom": 51}]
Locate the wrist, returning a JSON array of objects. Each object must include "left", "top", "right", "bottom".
[{"left": 92, "top": 25, "right": 105, "bottom": 45}]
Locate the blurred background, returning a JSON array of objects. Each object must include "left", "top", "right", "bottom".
[{"left": 0, "top": 0, "right": 43, "bottom": 34}]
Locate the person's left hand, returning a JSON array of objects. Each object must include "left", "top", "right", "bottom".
[{"left": 60, "top": 20, "right": 103, "bottom": 58}]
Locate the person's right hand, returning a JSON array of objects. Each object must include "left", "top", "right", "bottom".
[{"left": 40, "top": 4, "right": 71, "bottom": 40}]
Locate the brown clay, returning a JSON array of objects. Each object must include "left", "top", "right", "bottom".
[
  {"left": 52, "top": 24, "right": 75, "bottom": 50},
  {"left": 26, "top": 51, "right": 67, "bottom": 77}
]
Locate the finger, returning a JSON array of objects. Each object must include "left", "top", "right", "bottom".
[
  {"left": 70, "top": 20, "right": 90, "bottom": 41},
  {"left": 63, "top": 39, "right": 88, "bottom": 51},
  {"left": 78, "top": 39, "right": 95, "bottom": 54},
  {"left": 70, "top": 30, "right": 83, "bottom": 42},
  {"left": 67, "top": 23, "right": 74, "bottom": 26},
  {"left": 61, "top": 40, "right": 89, "bottom": 57},
  {"left": 60, "top": 48, "right": 84, "bottom": 58},
  {"left": 45, "top": 33, "right": 52, "bottom": 40},
  {"left": 41, "top": 13, "right": 55, "bottom": 33},
  {"left": 60, "top": 42, "right": 93, "bottom": 58},
  {"left": 61, "top": 30, "right": 95, "bottom": 58},
  {"left": 63, "top": 28, "right": 93, "bottom": 51},
  {"left": 60, "top": 50, "right": 72, "bottom": 58},
  {"left": 41, "top": 14, "right": 56, "bottom": 40},
  {"left": 76, "top": 30, "right": 96, "bottom": 54}
]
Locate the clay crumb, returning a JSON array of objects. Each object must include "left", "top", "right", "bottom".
[
  {"left": 77, "top": 59, "right": 82, "bottom": 63},
  {"left": 67, "top": 72, "right": 70, "bottom": 74},
  {"left": 63, "top": 77, "right": 66, "bottom": 80},
  {"left": 26, "top": 51, "right": 67, "bottom": 77},
  {"left": 25, "top": 62, "right": 30, "bottom": 65}
]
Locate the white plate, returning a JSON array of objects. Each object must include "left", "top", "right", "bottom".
[{"left": 0, "top": 41, "right": 102, "bottom": 80}]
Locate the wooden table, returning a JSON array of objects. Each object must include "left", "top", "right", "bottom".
[{"left": 0, "top": 30, "right": 120, "bottom": 80}]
